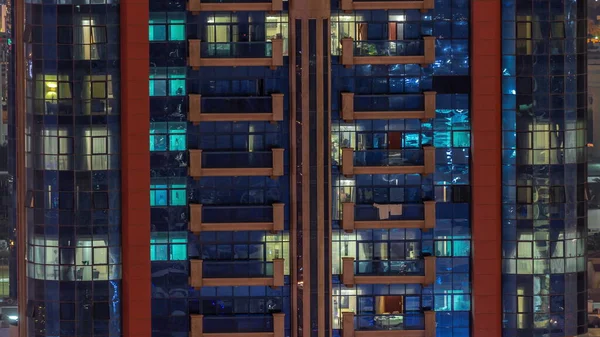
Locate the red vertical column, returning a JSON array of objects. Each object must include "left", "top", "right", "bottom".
[
  {"left": 471, "top": 0, "right": 502, "bottom": 336},
  {"left": 120, "top": 0, "right": 151, "bottom": 335}
]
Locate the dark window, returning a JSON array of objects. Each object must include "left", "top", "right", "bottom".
[
  {"left": 517, "top": 186, "right": 532, "bottom": 204},
  {"left": 452, "top": 185, "right": 470, "bottom": 203},
  {"left": 550, "top": 186, "right": 565, "bottom": 203}
]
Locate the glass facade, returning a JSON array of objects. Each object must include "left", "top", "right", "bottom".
[
  {"left": 5, "top": 0, "right": 590, "bottom": 335},
  {"left": 20, "top": 0, "right": 122, "bottom": 336},
  {"left": 501, "top": 0, "right": 588, "bottom": 335},
  {"left": 149, "top": 0, "right": 291, "bottom": 336},
  {"left": 329, "top": 2, "right": 471, "bottom": 337}
]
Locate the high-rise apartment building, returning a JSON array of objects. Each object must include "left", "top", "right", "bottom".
[{"left": 6, "top": 0, "right": 588, "bottom": 336}]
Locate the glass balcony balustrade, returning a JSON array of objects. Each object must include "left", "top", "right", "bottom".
[
  {"left": 353, "top": 40, "right": 424, "bottom": 57},
  {"left": 202, "top": 315, "right": 279, "bottom": 333},
  {"left": 354, "top": 313, "right": 426, "bottom": 331},
  {"left": 201, "top": 205, "right": 274, "bottom": 223},
  {"left": 352, "top": 258, "right": 425, "bottom": 277},
  {"left": 201, "top": 96, "right": 273, "bottom": 114},
  {"left": 201, "top": 0, "right": 285, "bottom": 2},
  {"left": 353, "top": 94, "right": 424, "bottom": 112},
  {"left": 200, "top": 151, "right": 273, "bottom": 169},
  {"left": 351, "top": 149, "right": 424, "bottom": 167},
  {"left": 201, "top": 41, "right": 273, "bottom": 58},
  {"left": 202, "top": 260, "right": 277, "bottom": 279},
  {"left": 352, "top": 203, "right": 426, "bottom": 222}
]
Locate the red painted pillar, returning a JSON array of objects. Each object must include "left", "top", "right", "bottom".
[
  {"left": 120, "top": 0, "right": 151, "bottom": 335},
  {"left": 471, "top": 0, "right": 503, "bottom": 335}
]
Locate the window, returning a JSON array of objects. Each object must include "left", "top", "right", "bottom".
[
  {"left": 149, "top": 12, "right": 186, "bottom": 41},
  {"left": 74, "top": 17, "right": 107, "bottom": 60},
  {"left": 517, "top": 186, "right": 533, "bottom": 204},
  {"left": 150, "top": 232, "right": 187, "bottom": 261},
  {"left": 150, "top": 122, "right": 186, "bottom": 151},
  {"left": 82, "top": 75, "right": 114, "bottom": 114},
  {"left": 150, "top": 178, "right": 187, "bottom": 207},
  {"left": 26, "top": 235, "right": 121, "bottom": 281},
  {"left": 452, "top": 185, "right": 470, "bottom": 203},
  {"left": 550, "top": 186, "right": 565, "bottom": 203},
  {"left": 149, "top": 67, "right": 186, "bottom": 96},
  {"left": 36, "top": 128, "right": 71, "bottom": 170},
  {"left": 33, "top": 74, "right": 72, "bottom": 115},
  {"left": 83, "top": 128, "right": 112, "bottom": 170},
  {"left": 204, "top": 13, "right": 288, "bottom": 56}
]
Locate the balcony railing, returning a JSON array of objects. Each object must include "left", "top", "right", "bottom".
[
  {"left": 341, "top": 37, "right": 435, "bottom": 67},
  {"left": 188, "top": 39, "right": 283, "bottom": 69},
  {"left": 342, "top": 311, "right": 436, "bottom": 337},
  {"left": 188, "top": 149, "right": 284, "bottom": 179},
  {"left": 188, "top": 93, "right": 284, "bottom": 124},
  {"left": 341, "top": 147, "right": 435, "bottom": 176},
  {"left": 340, "top": 0, "right": 434, "bottom": 12},
  {"left": 189, "top": 203, "right": 284, "bottom": 233},
  {"left": 341, "top": 92, "right": 436, "bottom": 122},
  {"left": 342, "top": 201, "right": 436, "bottom": 232},
  {"left": 341, "top": 256, "right": 435, "bottom": 287},
  {"left": 191, "top": 313, "right": 285, "bottom": 337},
  {"left": 189, "top": 259, "right": 284, "bottom": 288},
  {"left": 188, "top": 0, "right": 283, "bottom": 13}
]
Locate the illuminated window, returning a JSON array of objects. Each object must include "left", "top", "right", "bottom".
[
  {"left": 150, "top": 178, "right": 187, "bottom": 207},
  {"left": 82, "top": 128, "right": 113, "bottom": 170},
  {"left": 75, "top": 17, "right": 107, "bottom": 60},
  {"left": 26, "top": 235, "right": 121, "bottom": 281},
  {"left": 150, "top": 232, "right": 187, "bottom": 261},
  {"left": 149, "top": 12, "right": 186, "bottom": 41},
  {"left": 150, "top": 122, "right": 186, "bottom": 151},
  {"left": 149, "top": 67, "right": 186, "bottom": 96},
  {"left": 33, "top": 74, "right": 72, "bottom": 115}
]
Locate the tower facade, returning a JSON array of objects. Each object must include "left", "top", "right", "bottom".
[
  {"left": 7, "top": 0, "right": 588, "bottom": 336},
  {"left": 14, "top": 0, "right": 123, "bottom": 336},
  {"left": 500, "top": 0, "right": 588, "bottom": 335}
]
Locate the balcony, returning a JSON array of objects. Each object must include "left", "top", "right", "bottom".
[
  {"left": 189, "top": 203, "right": 285, "bottom": 233},
  {"left": 187, "top": 0, "right": 283, "bottom": 13},
  {"left": 189, "top": 259, "right": 284, "bottom": 288},
  {"left": 188, "top": 93, "right": 284, "bottom": 124},
  {"left": 342, "top": 201, "right": 436, "bottom": 233},
  {"left": 191, "top": 313, "right": 285, "bottom": 337},
  {"left": 341, "top": 147, "right": 435, "bottom": 177},
  {"left": 341, "top": 37, "right": 435, "bottom": 67},
  {"left": 341, "top": 92, "right": 436, "bottom": 122},
  {"left": 188, "top": 39, "right": 283, "bottom": 69},
  {"left": 340, "top": 0, "right": 434, "bottom": 12},
  {"left": 188, "top": 149, "right": 284, "bottom": 179},
  {"left": 341, "top": 311, "right": 436, "bottom": 337},
  {"left": 341, "top": 256, "right": 436, "bottom": 287}
]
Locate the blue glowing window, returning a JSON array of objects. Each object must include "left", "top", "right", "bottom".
[
  {"left": 149, "top": 12, "right": 186, "bottom": 42},
  {"left": 150, "top": 179, "right": 187, "bottom": 207},
  {"left": 150, "top": 232, "right": 188, "bottom": 261},
  {"left": 150, "top": 122, "right": 187, "bottom": 151},
  {"left": 149, "top": 67, "right": 186, "bottom": 97}
]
